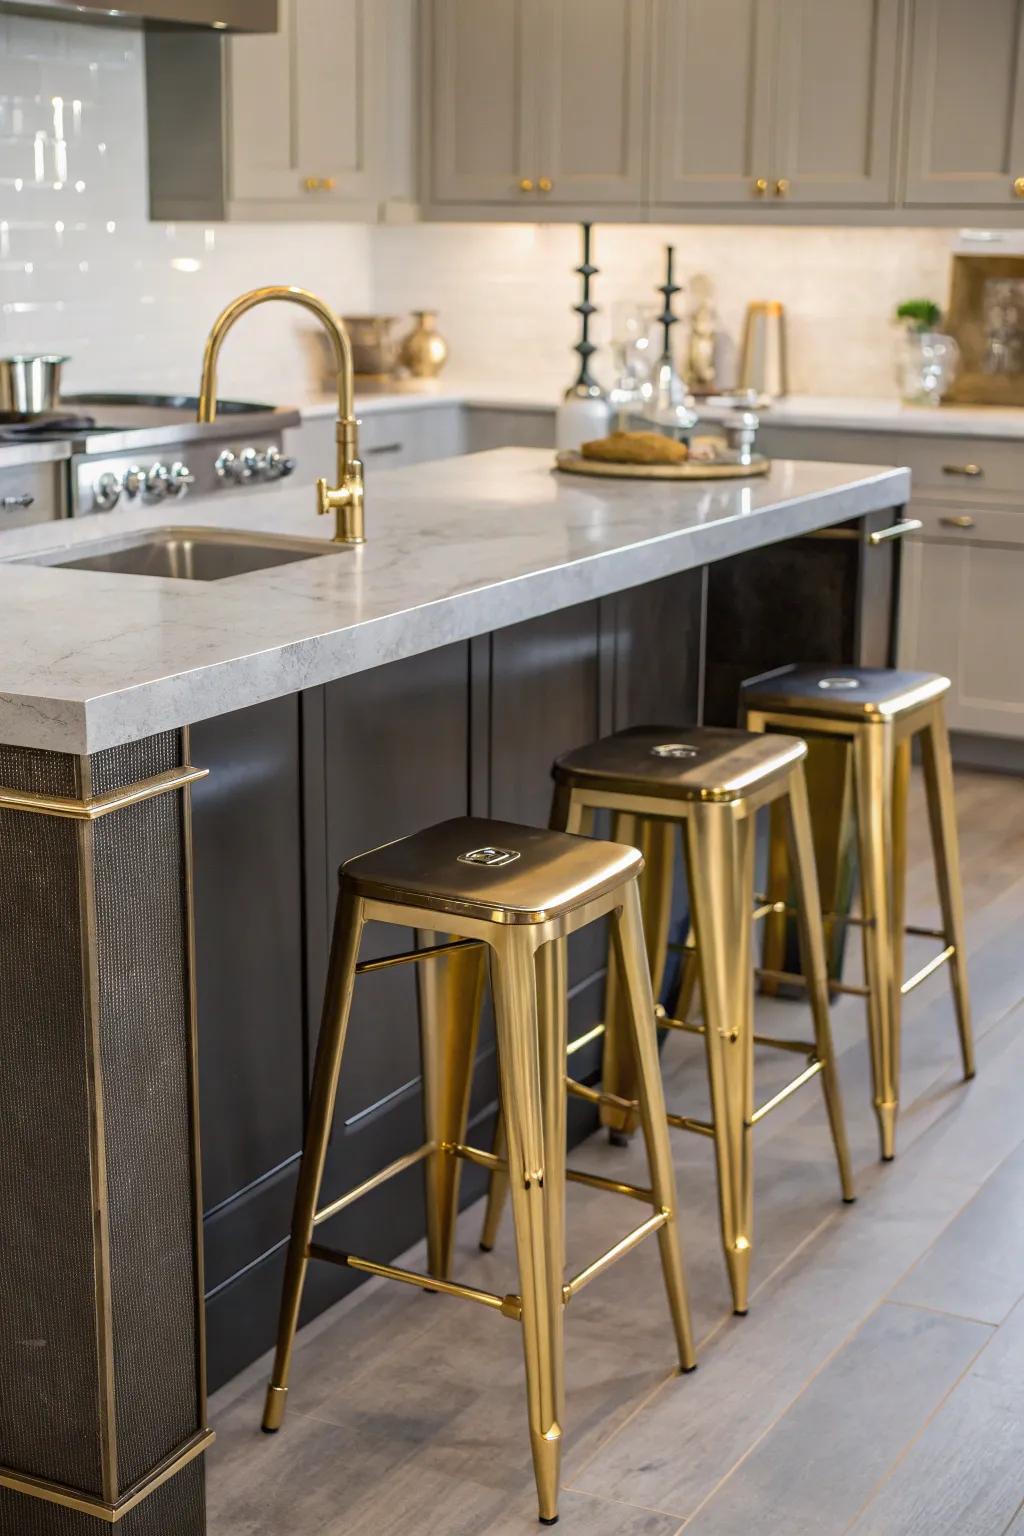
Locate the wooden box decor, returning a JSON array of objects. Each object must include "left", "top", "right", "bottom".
[{"left": 945, "top": 253, "right": 1024, "bottom": 406}]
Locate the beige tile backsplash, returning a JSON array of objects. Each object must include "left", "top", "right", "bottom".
[{"left": 0, "top": 11, "right": 960, "bottom": 405}]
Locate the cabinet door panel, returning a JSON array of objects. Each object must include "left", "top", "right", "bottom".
[
  {"left": 429, "top": 0, "right": 538, "bottom": 203},
  {"left": 900, "top": 531, "right": 1024, "bottom": 738},
  {"left": 652, "top": 0, "right": 776, "bottom": 205},
  {"left": 540, "top": 0, "right": 648, "bottom": 204},
  {"left": 905, "top": 0, "right": 1024, "bottom": 206},
  {"left": 229, "top": 0, "right": 383, "bottom": 206},
  {"left": 774, "top": 0, "right": 900, "bottom": 205}
]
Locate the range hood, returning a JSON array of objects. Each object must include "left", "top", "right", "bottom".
[{"left": 0, "top": 0, "right": 276, "bottom": 29}]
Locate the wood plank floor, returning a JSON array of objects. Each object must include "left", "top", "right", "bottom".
[{"left": 208, "top": 766, "right": 1024, "bottom": 1536}]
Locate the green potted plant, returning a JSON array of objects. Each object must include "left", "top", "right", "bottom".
[{"left": 893, "top": 298, "right": 959, "bottom": 405}]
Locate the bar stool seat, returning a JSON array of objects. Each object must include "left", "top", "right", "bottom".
[
  {"left": 553, "top": 726, "right": 805, "bottom": 802},
  {"left": 346, "top": 815, "right": 641, "bottom": 921},
  {"left": 262, "top": 815, "right": 695, "bottom": 1527},
  {"left": 742, "top": 664, "right": 949, "bottom": 721},
  {"left": 483, "top": 726, "right": 855, "bottom": 1317},
  {"left": 742, "top": 664, "right": 974, "bottom": 1162}
]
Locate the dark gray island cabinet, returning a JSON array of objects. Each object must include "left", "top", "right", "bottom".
[{"left": 0, "top": 449, "right": 909, "bottom": 1533}]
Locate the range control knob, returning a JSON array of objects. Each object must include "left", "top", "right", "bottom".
[
  {"left": 122, "top": 465, "right": 144, "bottom": 499},
  {"left": 93, "top": 471, "right": 121, "bottom": 511},
  {"left": 144, "top": 463, "right": 171, "bottom": 501},
  {"left": 265, "top": 447, "right": 297, "bottom": 480},
  {"left": 167, "top": 461, "right": 195, "bottom": 497},
  {"left": 239, "top": 447, "right": 261, "bottom": 481}
]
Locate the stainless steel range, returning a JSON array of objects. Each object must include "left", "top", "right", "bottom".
[{"left": 0, "top": 393, "right": 301, "bottom": 525}]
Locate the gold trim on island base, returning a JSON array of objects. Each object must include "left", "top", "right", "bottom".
[
  {"left": 0, "top": 1429, "right": 215, "bottom": 1524},
  {"left": 0, "top": 764, "right": 208, "bottom": 820}
]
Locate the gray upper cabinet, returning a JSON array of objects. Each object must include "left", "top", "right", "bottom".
[
  {"left": 904, "top": 0, "right": 1024, "bottom": 206},
  {"left": 651, "top": 0, "right": 900, "bottom": 209},
  {"left": 148, "top": 0, "right": 390, "bottom": 220},
  {"left": 774, "top": 0, "right": 901, "bottom": 205},
  {"left": 425, "top": 0, "right": 648, "bottom": 211},
  {"left": 651, "top": 0, "right": 775, "bottom": 206}
]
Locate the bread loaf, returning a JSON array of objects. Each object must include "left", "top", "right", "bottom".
[{"left": 581, "top": 430, "right": 689, "bottom": 466}]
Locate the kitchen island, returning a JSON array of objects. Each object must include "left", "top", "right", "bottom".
[{"left": 0, "top": 449, "right": 909, "bottom": 1534}]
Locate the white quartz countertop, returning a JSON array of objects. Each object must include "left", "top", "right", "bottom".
[
  {"left": 0, "top": 448, "right": 909, "bottom": 756},
  {"left": 332, "top": 381, "right": 1024, "bottom": 441}
]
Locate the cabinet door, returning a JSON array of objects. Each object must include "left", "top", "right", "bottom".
[
  {"left": 651, "top": 0, "right": 776, "bottom": 206},
  {"left": 428, "top": 0, "right": 540, "bottom": 204},
  {"left": 537, "top": 0, "right": 648, "bottom": 205},
  {"left": 904, "top": 0, "right": 1024, "bottom": 206},
  {"left": 228, "top": 0, "right": 384, "bottom": 208},
  {"left": 774, "top": 0, "right": 900, "bottom": 205},
  {"left": 899, "top": 525, "right": 1024, "bottom": 737}
]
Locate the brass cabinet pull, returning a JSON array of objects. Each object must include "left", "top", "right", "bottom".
[
  {"left": 302, "top": 176, "right": 336, "bottom": 192},
  {"left": 867, "top": 518, "right": 923, "bottom": 545},
  {"left": 752, "top": 177, "right": 769, "bottom": 197},
  {"left": 774, "top": 177, "right": 790, "bottom": 197},
  {"left": 538, "top": 176, "right": 553, "bottom": 193},
  {"left": 939, "top": 513, "right": 976, "bottom": 529},
  {"left": 1014, "top": 177, "right": 1024, "bottom": 198},
  {"left": 519, "top": 177, "right": 535, "bottom": 192},
  {"left": 942, "top": 462, "right": 982, "bottom": 477}
]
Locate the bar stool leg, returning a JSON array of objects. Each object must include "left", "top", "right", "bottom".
[
  {"left": 601, "top": 814, "right": 675, "bottom": 1140},
  {"left": 490, "top": 931, "right": 566, "bottom": 1525},
  {"left": 852, "top": 725, "right": 899, "bottom": 1161},
  {"left": 783, "top": 766, "right": 856, "bottom": 1204},
  {"left": 672, "top": 920, "right": 699, "bottom": 1023},
  {"left": 478, "top": 1095, "right": 509, "bottom": 1253},
  {"left": 611, "top": 879, "right": 697, "bottom": 1371},
  {"left": 418, "top": 934, "right": 488, "bottom": 1281},
  {"left": 891, "top": 738, "right": 912, "bottom": 1019},
  {"left": 684, "top": 803, "right": 756, "bottom": 1315},
  {"left": 919, "top": 705, "right": 976, "bottom": 1081},
  {"left": 263, "top": 888, "right": 365, "bottom": 1432}
]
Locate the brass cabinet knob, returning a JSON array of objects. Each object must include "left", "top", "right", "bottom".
[
  {"left": 302, "top": 176, "right": 336, "bottom": 192},
  {"left": 1014, "top": 177, "right": 1024, "bottom": 198},
  {"left": 774, "top": 177, "right": 790, "bottom": 197},
  {"left": 942, "top": 463, "right": 982, "bottom": 477},
  {"left": 752, "top": 177, "right": 769, "bottom": 197},
  {"left": 939, "top": 513, "right": 976, "bottom": 529},
  {"left": 519, "top": 177, "right": 535, "bottom": 192},
  {"left": 538, "top": 176, "right": 553, "bottom": 193}
]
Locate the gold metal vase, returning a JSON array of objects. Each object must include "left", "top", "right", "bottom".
[{"left": 401, "top": 310, "right": 449, "bottom": 379}]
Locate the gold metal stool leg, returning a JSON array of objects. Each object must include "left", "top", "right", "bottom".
[
  {"left": 611, "top": 878, "right": 697, "bottom": 1370},
  {"left": 684, "top": 801, "right": 756, "bottom": 1314},
  {"left": 672, "top": 918, "right": 699, "bottom": 1022},
  {"left": 891, "top": 738, "right": 912, "bottom": 1023},
  {"left": 783, "top": 765, "right": 856, "bottom": 1203},
  {"left": 478, "top": 1095, "right": 509, "bottom": 1253},
  {"left": 418, "top": 933, "right": 488, "bottom": 1281},
  {"left": 491, "top": 931, "right": 567, "bottom": 1526},
  {"left": 262, "top": 887, "right": 365, "bottom": 1432},
  {"left": 852, "top": 723, "right": 899, "bottom": 1160},
  {"left": 601, "top": 813, "right": 675, "bottom": 1140},
  {"left": 919, "top": 704, "right": 976, "bottom": 1081}
]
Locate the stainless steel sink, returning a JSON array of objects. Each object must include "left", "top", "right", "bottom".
[{"left": 25, "top": 526, "right": 348, "bottom": 582}]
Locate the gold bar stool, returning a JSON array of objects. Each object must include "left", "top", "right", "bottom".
[
  {"left": 741, "top": 665, "right": 975, "bottom": 1162},
  {"left": 261, "top": 816, "right": 695, "bottom": 1526},
  {"left": 481, "top": 728, "right": 855, "bottom": 1317}
]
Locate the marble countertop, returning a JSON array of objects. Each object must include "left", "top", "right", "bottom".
[
  {"left": 0, "top": 448, "right": 909, "bottom": 756},
  {"left": 330, "top": 382, "right": 1024, "bottom": 440}
]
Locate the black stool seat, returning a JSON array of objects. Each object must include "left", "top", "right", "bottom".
[
  {"left": 343, "top": 815, "right": 641, "bottom": 924},
  {"left": 742, "top": 664, "right": 949, "bottom": 720},
  {"left": 553, "top": 725, "right": 805, "bottom": 803}
]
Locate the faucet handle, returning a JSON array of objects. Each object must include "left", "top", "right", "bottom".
[{"left": 317, "top": 467, "right": 365, "bottom": 545}]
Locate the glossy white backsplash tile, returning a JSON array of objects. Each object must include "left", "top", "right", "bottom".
[{"left": 0, "top": 14, "right": 372, "bottom": 403}]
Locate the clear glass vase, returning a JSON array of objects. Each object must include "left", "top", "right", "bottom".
[{"left": 894, "top": 328, "right": 959, "bottom": 406}]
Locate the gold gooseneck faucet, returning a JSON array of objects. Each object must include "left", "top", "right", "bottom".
[{"left": 197, "top": 284, "right": 365, "bottom": 544}]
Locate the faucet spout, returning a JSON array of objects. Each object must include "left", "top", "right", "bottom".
[{"left": 198, "top": 285, "right": 365, "bottom": 544}]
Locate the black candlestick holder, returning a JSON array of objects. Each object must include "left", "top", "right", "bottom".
[
  {"left": 657, "top": 244, "right": 682, "bottom": 364},
  {"left": 567, "top": 222, "right": 604, "bottom": 399}
]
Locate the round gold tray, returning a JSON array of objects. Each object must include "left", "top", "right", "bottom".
[{"left": 554, "top": 450, "right": 771, "bottom": 481}]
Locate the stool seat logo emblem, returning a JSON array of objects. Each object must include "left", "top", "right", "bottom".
[
  {"left": 818, "top": 677, "right": 860, "bottom": 691},
  {"left": 651, "top": 743, "right": 699, "bottom": 759},
  {"left": 458, "top": 846, "right": 522, "bottom": 868}
]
